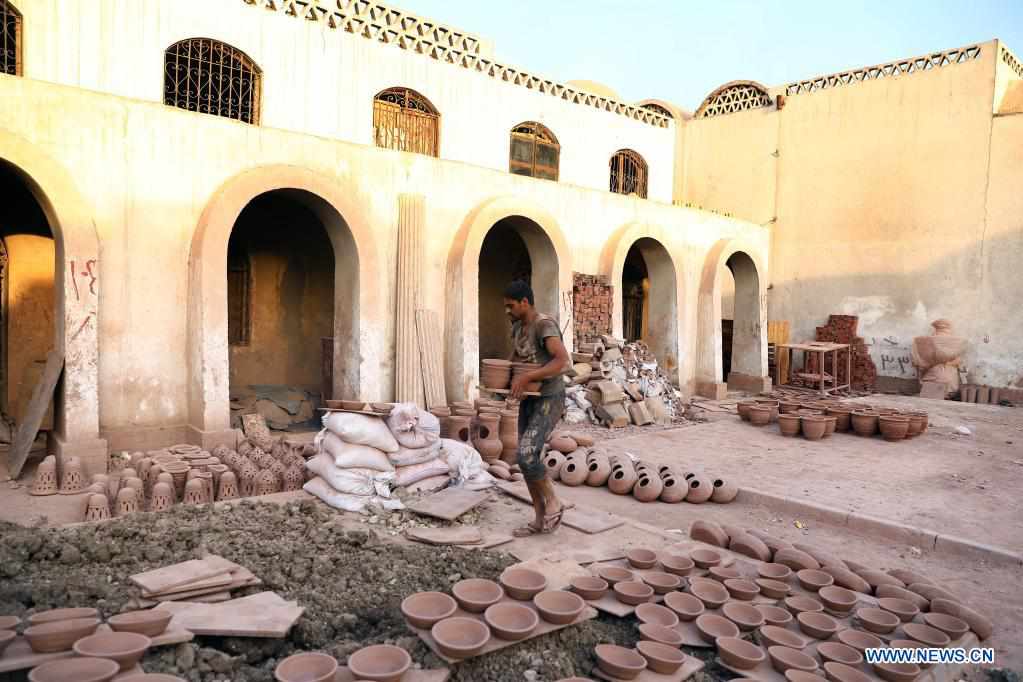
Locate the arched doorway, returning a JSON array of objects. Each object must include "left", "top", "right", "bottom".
[
  {"left": 724, "top": 252, "right": 762, "bottom": 386},
  {"left": 225, "top": 190, "right": 335, "bottom": 431},
  {"left": 720, "top": 262, "right": 736, "bottom": 378},
  {"left": 620, "top": 238, "right": 679, "bottom": 377}
]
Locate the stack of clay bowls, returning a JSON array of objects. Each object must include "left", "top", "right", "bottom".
[
  {"left": 480, "top": 359, "right": 512, "bottom": 390},
  {"left": 510, "top": 362, "right": 542, "bottom": 393}
]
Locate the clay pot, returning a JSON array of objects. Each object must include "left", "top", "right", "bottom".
[
  {"left": 548, "top": 435, "right": 578, "bottom": 454},
  {"left": 452, "top": 579, "right": 503, "bottom": 613},
  {"left": 922, "top": 612, "right": 970, "bottom": 639},
  {"left": 484, "top": 602, "right": 539, "bottom": 641},
  {"left": 401, "top": 592, "right": 458, "bottom": 629},
  {"left": 690, "top": 548, "right": 722, "bottom": 569},
  {"left": 768, "top": 646, "right": 819, "bottom": 675},
  {"left": 660, "top": 554, "right": 695, "bottom": 576},
  {"left": 730, "top": 533, "right": 771, "bottom": 561},
  {"left": 818, "top": 642, "right": 863, "bottom": 667},
  {"left": 596, "top": 566, "right": 635, "bottom": 585},
  {"left": 758, "top": 563, "right": 792, "bottom": 580},
  {"left": 658, "top": 469, "right": 687, "bottom": 503},
  {"left": 856, "top": 608, "right": 899, "bottom": 634},
  {"left": 748, "top": 405, "right": 772, "bottom": 426},
  {"left": 58, "top": 457, "right": 86, "bottom": 495},
  {"left": 836, "top": 629, "right": 884, "bottom": 653},
  {"left": 819, "top": 586, "right": 858, "bottom": 612},
  {"left": 875, "top": 585, "right": 928, "bottom": 612},
  {"left": 685, "top": 474, "right": 713, "bottom": 503},
  {"left": 718, "top": 636, "right": 767, "bottom": 670},
  {"left": 182, "top": 479, "right": 205, "bottom": 505},
  {"left": 902, "top": 623, "right": 950, "bottom": 648},
  {"left": 585, "top": 451, "right": 612, "bottom": 486},
  {"left": 73, "top": 631, "right": 151, "bottom": 671},
  {"left": 25, "top": 617, "right": 101, "bottom": 653},
  {"left": 639, "top": 622, "right": 684, "bottom": 647},
  {"left": 636, "top": 640, "right": 686, "bottom": 675},
  {"left": 878, "top": 416, "right": 910, "bottom": 441},
  {"left": 613, "top": 581, "right": 654, "bottom": 605},
  {"left": 499, "top": 568, "right": 547, "bottom": 601},
  {"left": 724, "top": 578, "right": 760, "bottom": 601},
  {"left": 347, "top": 644, "right": 412, "bottom": 682},
  {"left": 756, "top": 605, "right": 794, "bottom": 627},
  {"left": 755, "top": 579, "right": 791, "bottom": 599},
  {"left": 710, "top": 478, "right": 739, "bottom": 503},
  {"left": 31, "top": 457, "right": 59, "bottom": 496},
  {"left": 430, "top": 617, "right": 490, "bottom": 659},
  {"left": 778, "top": 413, "right": 802, "bottom": 437},
  {"left": 822, "top": 416, "right": 837, "bottom": 437},
  {"left": 107, "top": 610, "right": 172, "bottom": 637},
  {"left": 826, "top": 407, "right": 853, "bottom": 432},
  {"left": 930, "top": 597, "right": 993, "bottom": 640},
  {"left": 757, "top": 624, "right": 808, "bottom": 649},
  {"left": 533, "top": 590, "right": 585, "bottom": 625},
  {"left": 558, "top": 452, "right": 588, "bottom": 486},
  {"left": 801, "top": 416, "right": 827, "bottom": 441},
  {"left": 641, "top": 572, "right": 682, "bottom": 595},
  {"left": 84, "top": 494, "right": 111, "bottom": 522},
  {"left": 607, "top": 458, "right": 638, "bottom": 494},
  {"left": 474, "top": 432, "right": 503, "bottom": 462},
  {"left": 115, "top": 487, "right": 140, "bottom": 516},
  {"left": 775, "top": 547, "right": 820, "bottom": 571},
  {"left": 448, "top": 416, "right": 472, "bottom": 445},
  {"left": 542, "top": 451, "right": 565, "bottom": 480},
  {"left": 213, "top": 471, "right": 238, "bottom": 501},
  {"left": 798, "top": 611, "right": 840, "bottom": 640},
  {"left": 664, "top": 592, "right": 704, "bottom": 621},
  {"left": 595, "top": 644, "right": 647, "bottom": 680},
  {"left": 905, "top": 413, "right": 928, "bottom": 437},
  {"left": 824, "top": 662, "right": 872, "bottom": 682},
  {"left": 876, "top": 597, "right": 919, "bottom": 622},
  {"left": 850, "top": 411, "right": 879, "bottom": 437},
  {"left": 778, "top": 400, "right": 802, "bottom": 414},
  {"left": 695, "top": 614, "right": 739, "bottom": 643},
  {"left": 690, "top": 579, "right": 729, "bottom": 608},
  {"left": 737, "top": 400, "right": 756, "bottom": 421},
  {"left": 708, "top": 566, "right": 741, "bottom": 583},
  {"left": 27, "top": 658, "right": 121, "bottom": 682},
  {"left": 274, "top": 652, "right": 338, "bottom": 682},
  {"left": 872, "top": 662, "right": 922, "bottom": 682},
  {"left": 689, "top": 520, "right": 729, "bottom": 547},
  {"left": 722, "top": 602, "right": 765, "bottom": 631},
  {"left": 626, "top": 548, "right": 658, "bottom": 569},
  {"left": 796, "top": 569, "right": 834, "bottom": 592},
  {"left": 784, "top": 596, "right": 824, "bottom": 616},
  {"left": 906, "top": 581, "right": 958, "bottom": 603},
  {"left": 821, "top": 565, "right": 871, "bottom": 594},
  {"left": 635, "top": 603, "right": 679, "bottom": 628},
  {"left": 632, "top": 470, "right": 663, "bottom": 501},
  {"left": 570, "top": 576, "right": 608, "bottom": 601}
]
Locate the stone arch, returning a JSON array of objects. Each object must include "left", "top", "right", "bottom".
[
  {"left": 0, "top": 129, "right": 106, "bottom": 474},
  {"left": 695, "top": 80, "right": 773, "bottom": 119},
  {"left": 599, "top": 223, "right": 684, "bottom": 384},
  {"left": 187, "top": 165, "right": 382, "bottom": 447},
  {"left": 696, "top": 239, "right": 769, "bottom": 397},
  {"left": 445, "top": 196, "right": 572, "bottom": 401}
]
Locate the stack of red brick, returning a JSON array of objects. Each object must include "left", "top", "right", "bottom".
[
  {"left": 572, "top": 273, "right": 612, "bottom": 344},
  {"left": 807, "top": 314, "right": 877, "bottom": 388}
]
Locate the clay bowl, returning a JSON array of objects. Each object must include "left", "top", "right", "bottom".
[
  {"left": 430, "top": 617, "right": 491, "bottom": 659},
  {"left": 872, "top": 662, "right": 922, "bottom": 682},
  {"left": 856, "top": 607, "right": 900, "bottom": 634},
  {"left": 758, "top": 563, "right": 793, "bottom": 581},
  {"left": 835, "top": 629, "right": 885, "bottom": 653},
  {"left": 626, "top": 548, "right": 659, "bottom": 569},
  {"left": 724, "top": 578, "right": 761, "bottom": 601},
  {"left": 401, "top": 591, "right": 458, "bottom": 628},
  {"left": 28, "top": 607, "right": 99, "bottom": 625},
  {"left": 823, "top": 662, "right": 873, "bottom": 682},
  {"left": 755, "top": 605, "right": 794, "bottom": 627},
  {"left": 0, "top": 616, "right": 20, "bottom": 630},
  {"left": 786, "top": 671, "right": 825, "bottom": 682},
  {"left": 922, "top": 612, "right": 970, "bottom": 639},
  {"left": 348, "top": 644, "right": 411, "bottom": 682},
  {"left": 613, "top": 581, "right": 654, "bottom": 606},
  {"left": 569, "top": 576, "right": 608, "bottom": 601},
  {"left": 635, "top": 603, "right": 679, "bottom": 628},
  {"left": 338, "top": 400, "right": 366, "bottom": 410},
  {"left": 27, "top": 658, "right": 121, "bottom": 682},
  {"left": 689, "top": 579, "right": 729, "bottom": 609},
  {"left": 0, "top": 629, "right": 14, "bottom": 655},
  {"left": 324, "top": 400, "right": 343, "bottom": 409},
  {"left": 664, "top": 591, "right": 705, "bottom": 621},
  {"left": 636, "top": 640, "right": 686, "bottom": 675},
  {"left": 877, "top": 597, "right": 920, "bottom": 623},
  {"left": 107, "top": 609, "right": 173, "bottom": 637},
  {"left": 903, "top": 623, "right": 951, "bottom": 647},
  {"left": 756, "top": 578, "right": 792, "bottom": 599},
  {"left": 274, "top": 652, "right": 339, "bottom": 682},
  {"left": 595, "top": 566, "right": 635, "bottom": 586},
  {"left": 784, "top": 596, "right": 824, "bottom": 616},
  {"left": 73, "top": 631, "right": 151, "bottom": 671},
  {"left": 595, "top": 644, "right": 647, "bottom": 680},
  {"left": 639, "top": 622, "right": 684, "bottom": 647},
  {"left": 452, "top": 578, "right": 504, "bottom": 613},
  {"left": 695, "top": 614, "right": 740, "bottom": 644},
  {"left": 690, "top": 549, "right": 722, "bottom": 569},
  {"left": 717, "top": 636, "right": 767, "bottom": 671},
  {"left": 722, "top": 602, "right": 765, "bottom": 631},
  {"left": 641, "top": 571, "right": 682, "bottom": 594},
  {"left": 24, "top": 617, "right": 101, "bottom": 653},
  {"left": 797, "top": 612, "right": 841, "bottom": 640},
  {"left": 818, "top": 586, "right": 858, "bottom": 612},
  {"left": 749, "top": 405, "right": 773, "bottom": 426},
  {"left": 796, "top": 569, "right": 834, "bottom": 592},
  {"left": 817, "top": 642, "right": 864, "bottom": 667},
  {"left": 533, "top": 590, "right": 585, "bottom": 625},
  {"left": 660, "top": 554, "right": 695, "bottom": 576},
  {"left": 484, "top": 603, "right": 539, "bottom": 641},
  {"left": 708, "top": 566, "right": 741, "bottom": 583},
  {"left": 768, "top": 646, "right": 820, "bottom": 674},
  {"left": 757, "top": 625, "right": 810, "bottom": 650}
]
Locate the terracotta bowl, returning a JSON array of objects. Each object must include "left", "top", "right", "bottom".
[
  {"left": 660, "top": 554, "right": 695, "bottom": 576},
  {"left": 722, "top": 602, "right": 765, "bottom": 631},
  {"left": 758, "top": 563, "right": 793, "bottom": 581},
  {"left": 73, "top": 631, "right": 151, "bottom": 671},
  {"left": 707, "top": 566, "right": 741, "bottom": 582},
  {"left": 347, "top": 644, "right": 411, "bottom": 682},
  {"left": 784, "top": 596, "right": 824, "bottom": 616},
  {"left": 922, "top": 613, "right": 970, "bottom": 639},
  {"left": 755, "top": 605, "right": 794, "bottom": 627},
  {"left": 690, "top": 549, "right": 722, "bottom": 568},
  {"left": 786, "top": 671, "right": 825, "bottom": 682},
  {"left": 401, "top": 591, "right": 458, "bottom": 628},
  {"left": 819, "top": 586, "right": 858, "bottom": 612},
  {"left": 613, "top": 581, "right": 654, "bottom": 605},
  {"left": 595, "top": 644, "right": 647, "bottom": 680},
  {"left": 798, "top": 612, "right": 841, "bottom": 640},
  {"left": 872, "top": 662, "right": 922, "bottom": 682},
  {"left": 635, "top": 603, "right": 679, "bottom": 628},
  {"left": 595, "top": 566, "right": 635, "bottom": 586},
  {"left": 768, "top": 646, "right": 820, "bottom": 674},
  {"left": 484, "top": 603, "right": 539, "bottom": 641},
  {"left": 636, "top": 640, "right": 686, "bottom": 675},
  {"left": 430, "top": 617, "right": 490, "bottom": 659},
  {"left": 0, "top": 616, "right": 21, "bottom": 630},
  {"left": 274, "top": 652, "right": 339, "bottom": 682},
  {"left": 835, "top": 629, "right": 884, "bottom": 653},
  {"left": 27, "top": 658, "right": 121, "bottom": 682},
  {"left": 724, "top": 578, "right": 761, "bottom": 601},
  {"left": 695, "top": 614, "right": 740, "bottom": 644},
  {"left": 877, "top": 597, "right": 920, "bottom": 622},
  {"left": 817, "top": 642, "right": 864, "bottom": 667},
  {"left": 452, "top": 579, "right": 503, "bottom": 613},
  {"left": 324, "top": 400, "right": 343, "bottom": 409},
  {"left": 717, "top": 636, "right": 767, "bottom": 671},
  {"left": 797, "top": 569, "right": 834, "bottom": 592},
  {"left": 824, "top": 662, "right": 872, "bottom": 682},
  {"left": 107, "top": 609, "right": 172, "bottom": 637},
  {"left": 24, "top": 617, "right": 101, "bottom": 653},
  {"left": 856, "top": 608, "right": 900, "bottom": 634},
  {"left": 641, "top": 571, "right": 682, "bottom": 594},
  {"left": 533, "top": 590, "right": 585, "bottom": 625},
  {"left": 638, "top": 622, "right": 684, "bottom": 647},
  {"left": 757, "top": 625, "right": 809, "bottom": 650},
  {"left": 756, "top": 578, "right": 792, "bottom": 599},
  {"left": 569, "top": 576, "right": 608, "bottom": 601},
  {"left": 903, "top": 623, "right": 951, "bottom": 648},
  {"left": 27, "top": 607, "right": 99, "bottom": 626},
  {"left": 338, "top": 400, "right": 366, "bottom": 410},
  {"left": 690, "top": 580, "right": 729, "bottom": 609},
  {"left": 664, "top": 591, "right": 704, "bottom": 621},
  {"left": 626, "top": 548, "right": 659, "bottom": 569}
]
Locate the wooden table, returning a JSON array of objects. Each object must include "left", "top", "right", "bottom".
[{"left": 780, "top": 342, "right": 851, "bottom": 396}]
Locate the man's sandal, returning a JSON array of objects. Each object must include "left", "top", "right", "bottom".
[
  {"left": 512, "top": 522, "right": 543, "bottom": 537},
  {"left": 541, "top": 508, "right": 565, "bottom": 533}
]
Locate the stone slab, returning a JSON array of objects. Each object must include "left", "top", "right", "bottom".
[
  {"left": 406, "top": 487, "right": 490, "bottom": 521},
  {"left": 142, "top": 571, "right": 233, "bottom": 597},
  {"left": 155, "top": 591, "right": 303, "bottom": 638},
  {"left": 130, "top": 555, "right": 239, "bottom": 593},
  {"left": 456, "top": 534, "right": 513, "bottom": 550},
  {"left": 406, "top": 526, "right": 484, "bottom": 545},
  {"left": 593, "top": 653, "right": 704, "bottom": 682}
]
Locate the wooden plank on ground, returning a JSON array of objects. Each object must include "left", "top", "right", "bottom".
[
  {"left": 768, "top": 320, "right": 791, "bottom": 385},
  {"left": 8, "top": 351, "right": 64, "bottom": 479},
  {"left": 416, "top": 309, "right": 446, "bottom": 409},
  {"left": 406, "top": 487, "right": 489, "bottom": 521}
]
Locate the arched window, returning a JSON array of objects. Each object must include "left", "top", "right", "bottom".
[
  {"left": 695, "top": 81, "right": 772, "bottom": 118},
  {"left": 373, "top": 87, "right": 439, "bottom": 157},
  {"left": 164, "top": 38, "right": 261, "bottom": 124},
  {"left": 641, "top": 103, "right": 673, "bottom": 119},
  {"left": 609, "top": 149, "right": 648, "bottom": 199},
  {"left": 509, "top": 122, "right": 559, "bottom": 181},
  {"left": 1, "top": 1, "right": 22, "bottom": 76}
]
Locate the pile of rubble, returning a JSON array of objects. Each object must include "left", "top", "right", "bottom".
[{"left": 563, "top": 335, "right": 684, "bottom": 428}]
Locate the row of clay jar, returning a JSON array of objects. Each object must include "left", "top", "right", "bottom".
[
  {"left": 432, "top": 399, "right": 521, "bottom": 465},
  {"left": 740, "top": 398, "right": 928, "bottom": 442}
]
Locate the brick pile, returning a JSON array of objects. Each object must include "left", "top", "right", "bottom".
[
  {"left": 572, "top": 273, "right": 612, "bottom": 344},
  {"left": 806, "top": 314, "right": 877, "bottom": 388}
]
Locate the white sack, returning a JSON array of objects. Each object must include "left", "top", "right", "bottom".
[
  {"left": 388, "top": 439, "right": 442, "bottom": 467},
  {"left": 305, "top": 453, "right": 394, "bottom": 497},
  {"left": 303, "top": 477, "right": 404, "bottom": 513},
  {"left": 440, "top": 438, "right": 497, "bottom": 490},
  {"left": 322, "top": 412, "right": 399, "bottom": 453},
  {"left": 404, "top": 475, "right": 450, "bottom": 494},
  {"left": 386, "top": 402, "right": 441, "bottom": 449},
  {"left": 316, "top": 430, "right": 394, "bottom": 471},
  {"left": 394, "top": 458, "right": 451, "bottom": 487}
]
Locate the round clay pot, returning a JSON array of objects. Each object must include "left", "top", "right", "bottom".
[
  {"left": 930, "top": 598, "right": 993, "bottom": 641},
  {"left": 613, "top": 581, "right": 654, "bottom": 605},
  {"left": 758, "top": 563, "right": 793, "bottom": 580},
  {"left": 778, "top": 400, "right": 802, "bottom": 414},
  {"left": 801, "top": 416, "right": 827, "bottom": 441},
  {"left": 274, "top": 652, "right": 338, "bottom": 682},
  {"left": 878, "top": 416, "right": 910, "bottom": 441},
  {"left": 28, "top": 658, "right": 121, "bottom": 682},
  {"left": 401, "top": 592, "right": 458, "bottom": 629},
  {"left": 768, "top": 646, "right": 819, "bottom": 674},
  {"left": 850, "top": 411, "right": 879, "bottom": 437},
  {"left": 558, "top": 452, "right": 588, "bottom": 486},
  {"left": 596, "top": 566, "right": 635, "bottom": 586},
  {"left": 570, "top": 576, "right": 608, "bottom": 601},
  {"left": 689, "top": 520, "right": 729, "bottom": 547},
  {"left": 585, "top": 451, "right": 612, "bottom": 486},
  {"left": 642, "top": 572, "right": 682, "bottom": 595},
  {"left": 549, "top": 435, "right": 578, "bottom": 454},
  {"left": 903, "top": 623, "right": 951, "bottom": 648},
  {"left": 73, "top": 632, "right": 151, "bottom": 671},
  {"left": 452, "top": 579, "right": 503, "bottom": 613},
  {"left": 690, "top": 548, "right": 722, "bottom": 569},
  {"left": 632, "top": 471, "right": 664, "bottom": 501},
  {"left": 484, "top": 602, "right": 539, "bottom": 641},
  {"left": 724, "top": 578, "right": 760, "bottom": 601},
  {"left": 28, "top": 607, "right": 99, "bottom": 625},
  {"left": 729, "top": 533, "right": 771, "bottom": 562},
  {"left": 707, "top": 565, "right": 741, "bottom": 582},
  {"left": 826, "top": 407, "right": 853, "bottom": 432},
  {"left": 786, "top": 671, "right": 825, "bottom": 682},
  {"left": 660, "top": 554, "right": 695, "bottom": 576},
  {"left": 876, "top": 597, "right": 919, "bottom": 622},
  {"left": 533, "top": 590, "right": 585, "bottom": 625},
  {"left": 757, "top": 624, "right": 809, "bottom": 649},
  {"left": 819, "top": 586, "right": 858, "bottom": 612},
  {"left": 755, "top": 605, "right": 794, "bottom": 627},
  {"left": 711, "top": 478, "right": 739, "bottom": 503},
  {"left": 784, "top": 596, "right": 824, "bottom": 616},
  {"left": 817, "top": 642, "right": 863, "bottom": 667},
  {"left": 639, "top": 622, "right": 684, "bottom": 647},
  {"left": 690, "top": 580, "right": 729, "bottom": 608},
  {"left": 836, "top": 629, "right": 885, "bottom": 653},
  {"left": 922, "top": 613, "right": 970, "bottom": 639},
  {"left": 904, "top": 413, "right": 927, "bottom": 437},
  {"left": 658, "top": 471, "right": 688, "bottom": 503},
  {"left": 107, "top": 610, "right": 172, "bottom": 637},
  {"left": 595, "top": 644, "right": 646, "bottom": 680},
  {"left": 430, "top": 617, "right": 490, "bottom": 660},
  {"left": 636, "top": 640, "right": 686, "bottom": 675},
  {"left": 737, "top": 400, "right": 757, "bottom": 421},
  {"left": 718, "top": 637, "right": 767, "bottom": 671},
  {"left": 25, "top": 617, "right": 101, "bottom": 653},
  {"left": 500, "top": 568, "right": 547, "bottom": 601},
  {"left": 749, "top": 406, "right": 772, "bottom": 426},
  {"left": 797, "top": 611, "right": 841, "bottom": 640},
  {"left": 856, "top": 608, "right": 900, "bottom": 634},
  {"left": 543, "top": 451, "right": 565, "bottom": 480},
  {"left": 695, "top": 614, "right": 739, "bottom": 643},
  {"left": 796, "top": 569, "right": 834, "bottom": 592},
  {"left": 608, "top": 458, "right": 638, "bottom": 494},
  {"left": 876, "top": 585, "right": 929, "bottom": 611},
  {"left": 775, "top": 548, "right": 821, "bottom": 571},
  {"left": 722, "top": 602, "right": 765, "bottom": 631},
  {"left": 626, "top": 548, "right": 658, "bottom": 569},
  {"left": 872, "top": 662, "right": 922, "bottom": 682},
  {"left": 824, "top": 662, "right": 872, "bottom": 682},
  {"left": 906, "top": 582, "right": 958, "bottom": 603},
  {"left": 755, "top": 578, "right": 791, "bottom": 599},
  {"left": 778, "top": 413, "right": 802, "bottom": 437},
  {"left": 635, "top": 603, "right": 679, "bottom": 628},
  {"left": 684, "top": 474, "right": 713, "bottom": 503},
  {"left": 664, "top": 591, "right": 705, "bottom": 621}
]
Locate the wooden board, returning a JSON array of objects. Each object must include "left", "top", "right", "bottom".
[
  {"left": 155, "top": 591, "right": 303, "bottom": 638},
  {"left": 768, "top": 320, "right": 791, "bottom": 386},
  {"left": 406, "top": 487, "right": 489, "bottom": 521},
  {"left": 8, "top": 350, "right": 64, "bottom": 479},
  {"left": 498, "top": 482, "right": 625, "bottom": 534},
  {"left": 130, "top": 555, "right": 238, "bottom": 593},
  {"left": 406, "top": 526, "right": 483, "bottom": 546},
  {"left": 336, "top": 666, "right": 449, "bottom": 682},
  {"left": 0, "top": 624, "right": 192, "bottom": 673},
  {"left": 416, "top": 309, "right": 447, "bottom": 409},
  {"left": 594, "top": 653, "right": 705, "bottom": 682}
]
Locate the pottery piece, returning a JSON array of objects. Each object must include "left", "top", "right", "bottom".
[
  {"left": 570, "top": 576, "right": 608, "bottom": 601},
  {"left": 25, "top": 617, "right": 101, "bottom": 653},
  {"left": 710, "top": 478, "right": 739, "bottom": 503},
  {"left": 0, "top": 616, "right": 19, "bottom": 631},
  {"left": 823, "top": 662, "right": 872, "bottom": 682},
  {"left": 737, "top": 400, "right": 757, "bottom": 421},
  {"left": 548, "top": 435, "right": 578, "bottom": 454},
  {"left": 401, "top": 592, "right": 458, "bottom": 629},
  {"left": 84, "top": 493, "right": 111, "bottom": 522},
  {"left": 872, "top": 662, "right": 922, "bottom": 682},
  {"left": 557, "top": 452, "right": 588, "bottom": 486},
  {"left": 775, "top": 548, "right": 821, "bottom": 571},
  {"left": 922, "top": 612, "right": 970, "bottom": 639},
  {"left": 626, "top": 548, "right": 658, "bottom": 569},
  {"left": 855, "top": 570, "right": 905, "bottom": 593},
  {"left": 484, "top": 602, "right": 539, "bottom": 641},
  {"left": 784, "top": 596, "right": 824, "bottom": 616},
  {"left": 755, "top": 605, "right": 794, "bottom": 627},
  {"left": 816, "top": 642, "right": 863, "bottom": 667},
  {"left": 930, "top": 598, "right": 993, "bottom": 640},
  {"left": 826, "top": 407, "right": 853, "bottom": 432},
  {"left": 749, "top": 405, "right": 772, "bottom": 426},
  {"left": 182, "top": 479, "right": 206, "bottom": 505},
  {"left": 214, "top": 471, "right": 239, "bottom": 501},
  {"left": 108, "top": 610, "right": 172, "bottom": 637},
  {"left": 430, "top": 617, "right": 490, "bottom": 659},
  {"left": 876, "top": 597, "right": 919, "bottom": 622},
  {"left": 768, "top": 646, "right": 819, "bottom": 674},
  {"left": 690, "top": 580, "right": 729, "bottom": 608},
  {"left": 724, "top": 578, "right": 760, "bottom": 601},
  {"left": 758, "top": 563, "right": 792, "bottom": 580},
  {"left": 906, "top": 582, "right": 958, "bottom": 604},
  {"left": 902, "top": 623, "right": 951, "bottom": 648},
  {"left": 801, "top": 416, "right": 827, "bottom": 441},
  {"left": 30, "top": 457, "right": 59, "bottom": 496},
  {"left": 57, "top": 457, "right": 86, "bottom": 495},
  {"left": 658, "top": 469, "right": 688, "bottom": 502},
  {"left": 707, "top": 566, "right": 741, "bottom": 582},
  {"left": 822, "top": 416, "right": 837, "bottom": 437},
  {"left": 818, "top": 586, "right": 857, "bottom": 612},
  {"left": 147, "top": 481, "right": 173, "bottom": 513},
  {"left": 695, "top": 614, "right": 740, "bottom": 644},
  {"left": 690, "top": 548, "right": 722, "bottom": 569},
  {"left": 607, "top": 458, "right": 638, "bottom": 494},
  {"left": 533, "top": 590, "right": 585, "bottom": 625},
  {"left": 282, "top": 464, "right": 304, "bottom": 492},
  {"left": 585, "top": 451, "right": 612, "bottom": 486},
  {"left": 613, "top": 581, "right": 654, "bottom": 605},
  {"left": 689, "top": 520, "right": 729, "bottom": 547},
  {"left": 500, "top": 568, "right": 547, "bottom": 601},
  {"left": 729, "top": 533, "right": 771, "bottom": 562},
  {"left": 27, "top": 658, "right": 121, "bottom": 682},
  {"left": 835, "top": 629, "right": 884, "bottom": 653},
  {"left": 347, "top": 644, "right": 411, "bottom": 682},
  {"left": 639, "top": 622, "right": 684, "bottom": 647},
  {"left": 821, "top": 565, "right": 872, "bottom": 594},
  {"left": 757, "top": 625, "right": 808, "bottom": 649},
  {"left": 717, "top": 637, "right": 767, "bottom": 670},
  {"left": 850, "top": 411, "right": 879, "bottom": 437},
  {"left": 721, "top": 602, "right": 764, "bottom": 631},
  {"left": 796, "top": 569, "right": 834, "bottom": 592},
  {"left": 636, "top": 640, "right": 686, "bottom": 674},
  {"left": 755, "top": 579, "right": 791, "bottom": 599},
  {"left": 452, "top": 579, "right": 504, "bottom": 613},
  {"left": 596, "top": 566, "right": 635, "bottom": 585},
  {"left": 786, "top": 671, "right": 824, "bottom": 682},
  {"left": 856, "top": 608, "right": 899, "bottom": 634},
  {"left": 664, "top": 591, "right": 704, "bottom": 621},
  {"left": 878, "top": 415, "right": 910, "bottom": 441},
  {"left": 595, "top": 644, "right": 646, "bottom": 680},
  {"left": 660, "top": 554, "right": 695, "bottom": 576},
  {"left": 632, "top": 469, "right": 664, "bottom": 501},
  {"left": 635, "top": 602, "right": 679, "bottom": 628},
  {"left": 274, "top": 652, "right": 338, "bottom": 682},
  {"left": 73, "top": 632, "right": 151, "bottom": 671},
  {"left": 874, "top": 585, "right": 928, "bottom": 611},
  {"left": 797, "top": 612, "right": 840, "bottom": 640},
  {"left": 778, "top": 413, "right": 802, "bottom": 437}
]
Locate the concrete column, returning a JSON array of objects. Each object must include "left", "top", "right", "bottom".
[{"left": 395, "top": 194, "right": 425, "bottom": 405}]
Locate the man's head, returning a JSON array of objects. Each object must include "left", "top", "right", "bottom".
[{"left": 503, "top": 280, "right": 534, "bottom": 322}]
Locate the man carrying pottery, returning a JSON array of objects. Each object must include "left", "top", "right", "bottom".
[{"left": 503, "top": 280, "right": 571, "bottom": 537}]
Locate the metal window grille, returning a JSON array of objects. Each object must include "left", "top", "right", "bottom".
[
  {"left": 164, "top": 38, "right": 261, "bottom": 124},
  {"left": 509, "top": 122, "right": 559, "bottom": 181},
  {"left": 1, "top": 1, "right": 21, "bottom": 76},
  {"left": 609, "top": 149, "right": 648, "bottom": 199},
  {"left": 373, "top": 87, "right": 439, "bottom": 157},
  {"left": 227, "top": 247, "right": 251, "bottom": 346}
]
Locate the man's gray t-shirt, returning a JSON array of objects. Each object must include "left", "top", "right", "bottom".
[{"left": 511, "top": 314, "right": 565, "bottom": 396}]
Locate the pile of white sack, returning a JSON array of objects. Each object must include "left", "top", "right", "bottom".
[{"left": 304, "top": 403, "right": 496, "bottom": 514}]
